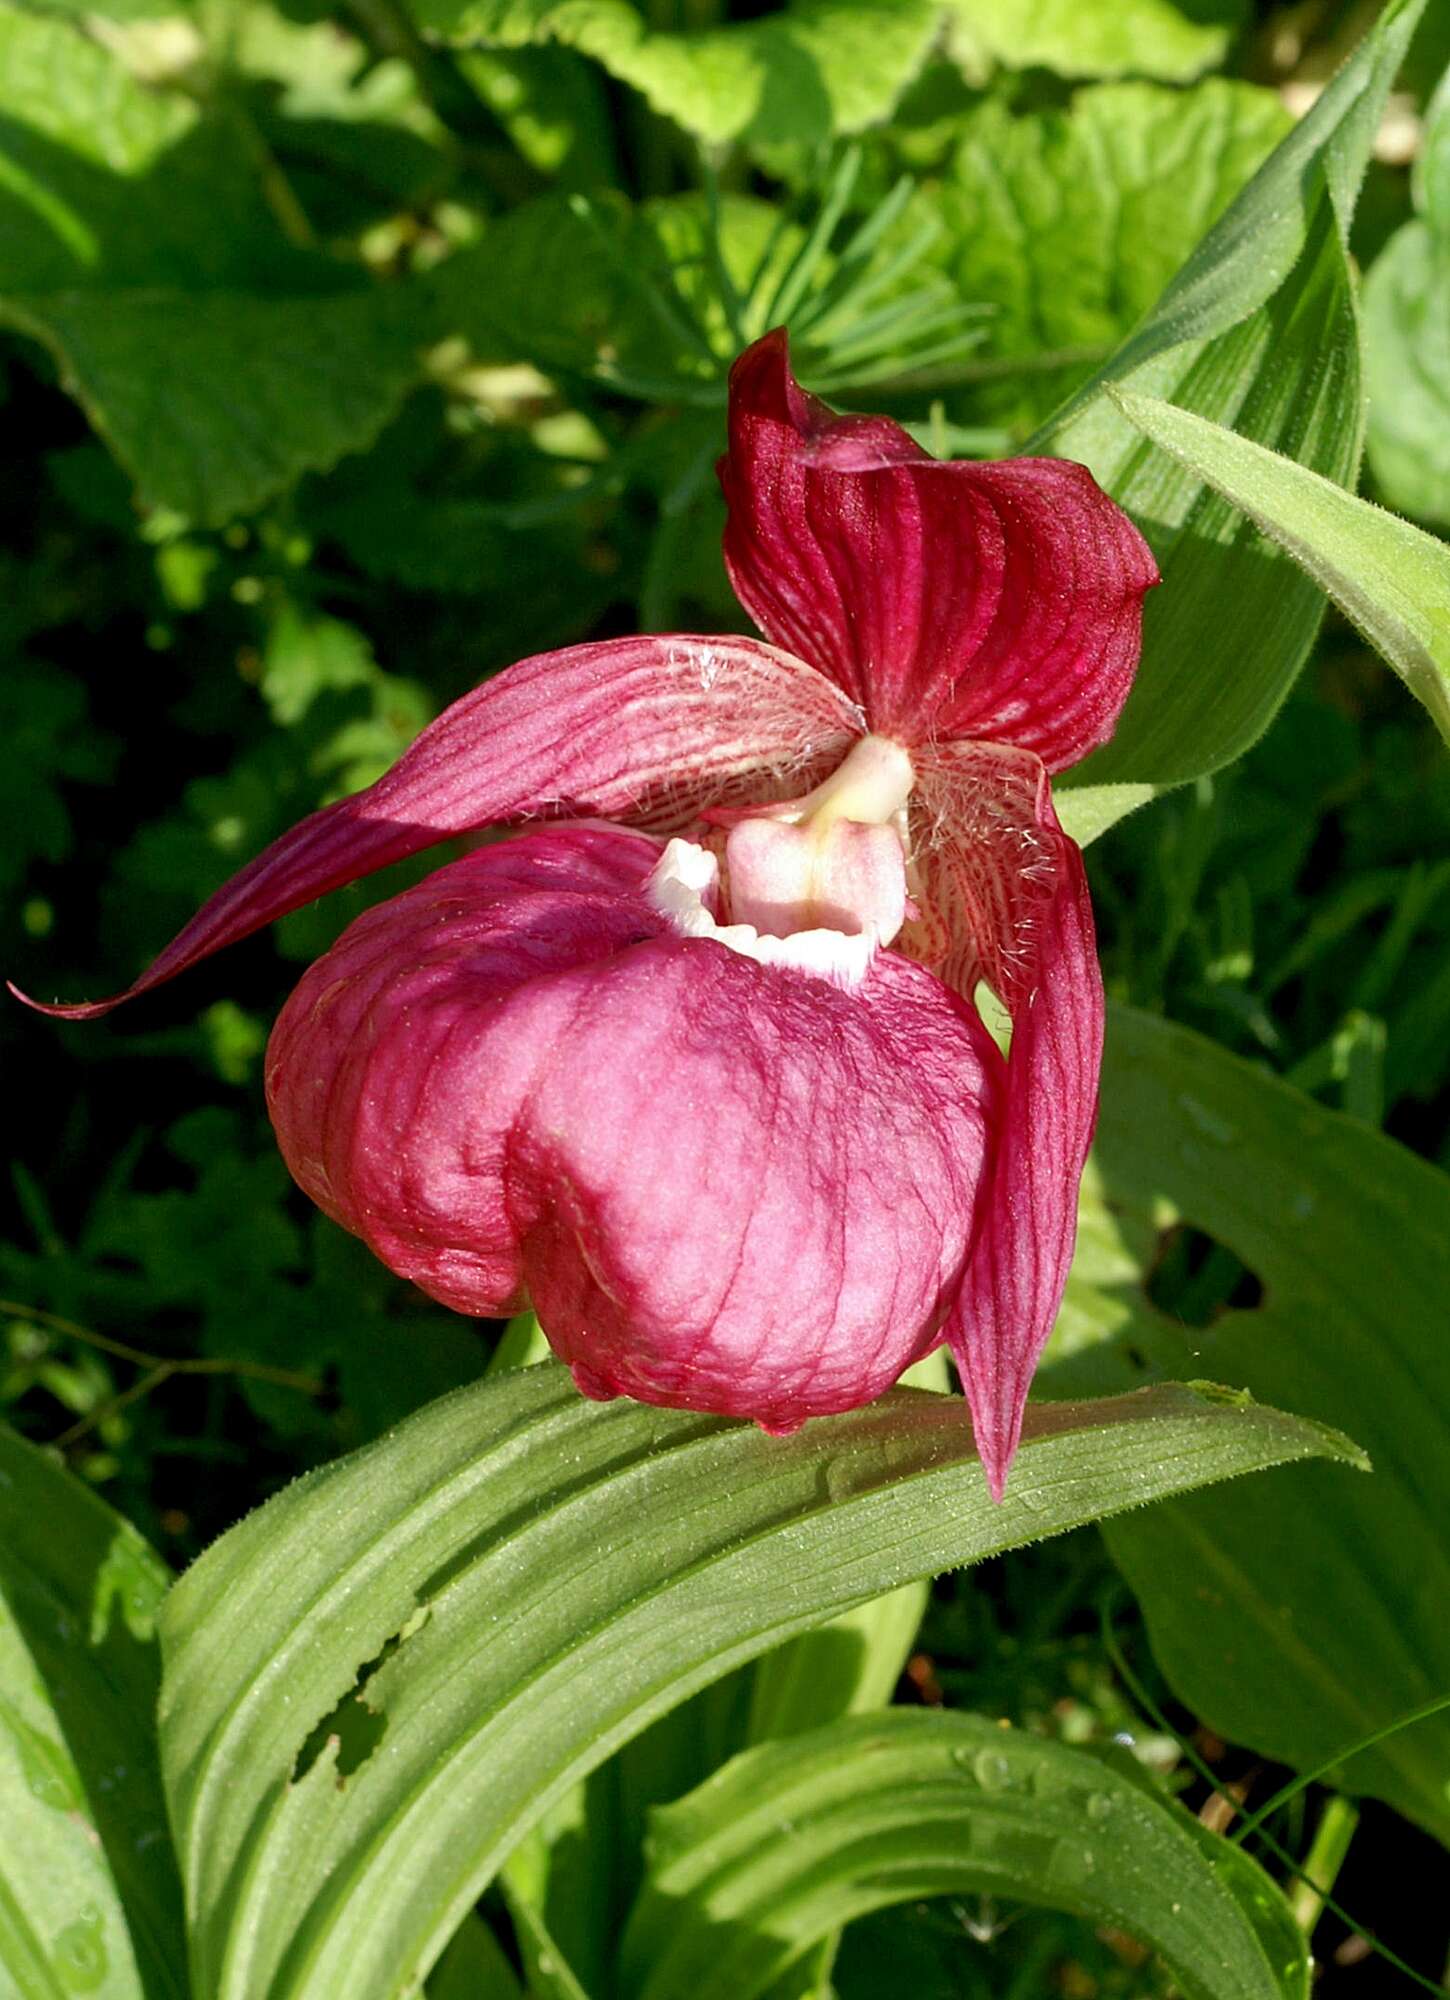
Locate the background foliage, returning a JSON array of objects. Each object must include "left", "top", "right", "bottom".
[{"left": 4, "top": 0, "right": 1450, "bottom": 1992}]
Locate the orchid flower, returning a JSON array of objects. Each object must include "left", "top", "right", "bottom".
[{"left": 14, "top": 331, "right": 1156, "bottom": 1497}]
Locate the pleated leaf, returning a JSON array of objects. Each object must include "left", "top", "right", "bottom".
[
  {"left": 157, "top": 1373, "right": 1359, "bottom": 1997},
  {"left": 1109, "top": 388, "right": 1450, "bottom": 743},
  {"left": 1047, "top": 0, "right": 1427, "bottom": 838},
  {"left": 621, "top": 1711, "right": 1309, "bottom": 2000},
  {"left": 0, "top": 1425, "right": 183, "bottom": 2000}
]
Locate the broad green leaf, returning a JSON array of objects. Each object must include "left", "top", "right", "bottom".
[
  {"left": 1045, "top": 1153, "right": 1164, "bottom": 1368},
  {"left": 621, "top": 1712, "right": 1309, "bottom": 2000},
  {"left": 1036, "top": 0, "right": 1428, "bottom": 835},
  {"left": 1044, "top": 1005, "right": 1450, "bottom": 1845},
  {"left": 0, "top": 3, "right": 430, "bottom": 523},
  {"left": 1041, "top": 0, "right": 1421, "bottom": 432},
  {"left": 929, "top": 80, "right": 1292, "bottom": 435},
  {"left": 0, "top": 1425, "right": 184, "bottom": 2000},
  {"left": 457, "top": 46, "right": 619, "bottom": 188},
  {"left": 157, "top": 1371, "right": 1358, "bottom": 1998},
  {"left": 1421, "top": 65, "right": 1450, "bottom": 228},
  {"left": 1364, "top": 70, "right": 1450, "bottom": 525},
  {"left": 1364, "top": 222, "right": 1450, "bottom": 526},
  {"left": 743, "top": 1350, "right": 950, "bottom": 1748},
  {"left": 1109, "top": 388, "right": 1450, "bottom": 744},
  {"left": 435, "top": 190, "right": 725, "bottom": 392},
  {"left": 410, "top": 0, "right": 941, "bottom": 148},
  {"left": 14, "top": 289, "right": 426, "bottom": 529},
  {"left": 944, "top": 0, "right": 1246, "bottom": 85}
]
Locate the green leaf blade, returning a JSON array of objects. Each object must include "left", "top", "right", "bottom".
[
  {"left": 929, "top": 78, "right": 1292, "bottom": 437},
  {"left": 941, "top": 0, "right": 1246, "bottom": 84},
  {"left": 0, "top": 1426, "right": 184, "bottom": 2000},
  {"left": 1363, "top": 220, "right": 1450, "bottom": 529},
  {"left": 1046, "top": 1005, "right": 1450, "bottom": 1844},
  {"left": 1036, "top": 0, "right": 1426, "bottom": 432},
  {"left": 0, "top": 3, "right": 434, "bottom": 523},
  {"left": 1109, "top": 387, "right": 1450, "bottom": 745},
  {"left": 413, "top": 0, "right": 941, "bottom": 149},
  {"left": 158, "top": 1372, "right": 1358, "bottom": 1998},
  {"left": 1022, "top": 0, "right": 1429, "bottom": 833},
  {"left": 1363, "top": 68, "right": 1450, "bottom": 526},
  {"left": 622, "top": 1711, "right": 1309, "bottom": 2000}
]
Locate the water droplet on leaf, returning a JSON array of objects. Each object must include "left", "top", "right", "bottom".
[
  {"left": 973, "top": 1748, "right": 1013, "bottom": 1791},
  {"left": 0, "top": 1696, "right": 84, "bottom": 1813},
  {"left": 53, "top": 1906, "right": 108, "bottom": 1992}
]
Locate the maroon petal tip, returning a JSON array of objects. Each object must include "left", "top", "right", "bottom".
[{"left": 7, "top": 978, "right": 121, "bottom": 1022}]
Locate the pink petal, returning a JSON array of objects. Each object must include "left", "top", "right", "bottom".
[
  {"left": 11, "top": 635, "right": 860, "bottom": 1020},
  {"left": 905, "top": 744, "right": 1102, "bottom": 1498},
  {"left": 268, "top": 823, "right": 1002, "bottom": 1429},
  {"left": 720, "top": 329, "right": 1158, "bottom": 765}
]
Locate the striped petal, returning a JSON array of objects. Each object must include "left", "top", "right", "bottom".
[
  {"left": 720, "top": 329, "right": 1157, "bottom": 764},
  {"left": 904, "top": 742, "right": 1102, "bottom": 1497},
  {"left": 12, "top": 634, "right": 859, "bottom": 1019}
]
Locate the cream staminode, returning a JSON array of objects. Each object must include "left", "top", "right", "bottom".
[{"left": 647, "top": 735, "right": 915, "bottom": 984}]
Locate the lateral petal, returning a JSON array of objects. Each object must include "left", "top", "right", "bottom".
[
  {"left": 268, "top": 824, "right": 1003, "bottom": 1430},
  {"left": 12, "top": 634, "right": 859, "bottom": 1019},
  {"left": 720, "top": 329, "right": 1157, "bottom": 764},
  {"left": 906, "top": 744, "right": 1102, "bottom": 1498}
]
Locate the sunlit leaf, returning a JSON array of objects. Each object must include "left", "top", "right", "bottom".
[
  {"left": 621, "top": 1711, "right": 1309, "bottom": 2000},
  {"left": 410, "top": 0, "right": 940, "bottom": 148},
  {"left": 927, "top": 79, "right": 1290, "bottom": 435},
  {"left": 1363, "top": 68, "right": 1450, "bottom": 526},
  {"left": 1109, "top": 388, "right": 1450, "bottom": 744},
  {"left": 0, "top": 3, "right": 432, "bottom": 523},
  {"left": 158, "top": 1372, "right": 1357, "bottom": 1996},
  {"left": 0, "top": 1424, "right": 183, "bottom": 2000},
  {"left": 942, "top": 0, "right": 1245, "bottom": 83},
  {"left": 1043, "top": 0, "right": 1427, "bottom": 836}
]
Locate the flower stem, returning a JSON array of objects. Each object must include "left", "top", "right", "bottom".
[{"left": 1, "top": 1296, "right": 325, "bottom": 1451}]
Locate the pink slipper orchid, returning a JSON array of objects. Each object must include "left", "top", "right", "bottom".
[{"left": 13, "top": 331, "right": 1156, "bottom": 1497}]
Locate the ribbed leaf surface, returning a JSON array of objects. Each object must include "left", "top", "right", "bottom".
[
  {"left": 622, "top": 1711, "right": 1309, "bottom": 2000},
  {"left": 157, "top": 1372, "right": 1360, "bottom": 1997}
]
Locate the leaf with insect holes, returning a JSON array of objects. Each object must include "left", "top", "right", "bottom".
[
  {"left": 156, "top": 1372, "right": 1358, "bottom": 1996},
  {"left": 1044, "top": 1004, "right": 1450, "bottom": 1845}
]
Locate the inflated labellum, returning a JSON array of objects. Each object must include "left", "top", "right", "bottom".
[{"left": 14, "top": 331, "right": 1157, "bottom": 1497}]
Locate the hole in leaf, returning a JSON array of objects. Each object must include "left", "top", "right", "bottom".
[
  {"left": 291, "top": 1605, "right": 428, "bottom": 1786},
  {"left": 1146, "top": 1225, "right": 1263, "bottom": 1329}
]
